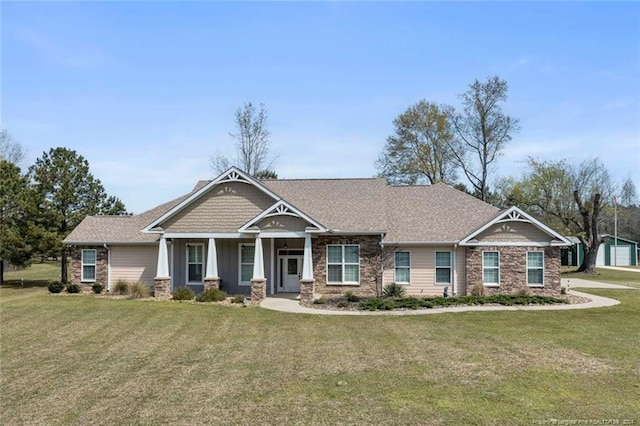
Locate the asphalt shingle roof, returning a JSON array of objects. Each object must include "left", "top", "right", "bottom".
[{"left": 64, "top": 178, "right": 500, "bottom": 244}]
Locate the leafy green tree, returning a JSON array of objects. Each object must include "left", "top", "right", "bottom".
[
  {"left": 451, "top": 76, "right": 520, "bottom": 201},
  {"left": 210, "top": 102, "right": 278, "bottom": 178},
  {"left": 28, "top": 148, "right": 127, "bottom": 283},
  {"left": 376, "top": 100, "right": 458, "bottom": 185},
  {"left": 0, "top": 161, "right": 35, "bottom": 284},
  {"left": 506, "top": 157, "right": 613, "bottom": 274}
]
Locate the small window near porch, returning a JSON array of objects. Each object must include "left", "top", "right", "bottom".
[
  {"left": 240, "top": 244, "right": 255, "bottom": 286},
  {"left": 187, "top": 244, "right": 204, "bottom": 283},
  {"left": 81, "top": 249, "right": 97, "bottom": 282}
]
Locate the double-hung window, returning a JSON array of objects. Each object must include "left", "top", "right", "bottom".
[
  {"left": 187, "top": 244, "right": 204, "bottom": 283},
  {"left": 435, "top": 251, "right": 452, "bottom": 285},
  {"left": 394, "top": 251, "right": 410, "bottom": 284},
  {"left": 327, "top": 245, "right": 360, "bottom": 284},
  {"left": 527, "top": 251, "right": 544, "bottom": 286},
  {"left": 81, "top": 249, "right": 97, "bottom": 282},
  {"left": 239, "top": 243, "right": 255, "bottom": 286},
  {"left": 483, "top": 251, "right": 500, "bottom": 286}
]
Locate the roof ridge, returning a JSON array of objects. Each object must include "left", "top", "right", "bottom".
[{"left": 264, "top": 177, "right": 385, "bottom": 182}]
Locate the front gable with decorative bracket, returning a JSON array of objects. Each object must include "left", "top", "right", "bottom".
[
  {"left": 239, "top": 200, "right": 327, "bottom": 233},
  {"left": 459, "top": 206, "right": 571, "bottom": 247}
]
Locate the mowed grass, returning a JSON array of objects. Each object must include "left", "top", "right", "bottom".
[
  {"left": 562, "top": 266, "right": 640, "bottom": 289},
  {"left": 1, "top": 266, "right": 639, "bottom": 424}
]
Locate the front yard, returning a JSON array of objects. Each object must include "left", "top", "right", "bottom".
[{"left": 1, "top": 267, "right": 639, "bottom": 424}]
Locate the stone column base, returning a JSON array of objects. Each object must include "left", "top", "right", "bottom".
[
  {"left": 250, "top": 278, "right": 267, "bottom": 301},
  {"left": 300, "top": 279, "right": 315, "bottom": 304},
  {"left": 154, "top": 277, "right": 171, "bottom": 299},
  {"left": 204, "top": 277, "right": 221, "bottom": 291}
]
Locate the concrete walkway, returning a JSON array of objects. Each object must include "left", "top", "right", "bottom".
[
  {"left": 260, "top": 290, "right": 621, "bottom": 316},
  {"left": 599, "top": 266, "right": 640, "bottom": 273}
]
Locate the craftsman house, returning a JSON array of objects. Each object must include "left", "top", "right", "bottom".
[{"left": 64, "top": 167, "right": 570, "bottom": 302}]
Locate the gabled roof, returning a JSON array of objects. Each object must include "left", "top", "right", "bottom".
[
  {"left": 65, "top": 169, "right": 566, "bottom": 245},
  {"left": 459, "top": 206, "right": 571, "bottom": 246},
  {"left": 600, "top": 234, "right": 639, "bottom": 245}
]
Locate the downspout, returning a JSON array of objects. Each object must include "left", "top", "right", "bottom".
[
  {"left": 452, "top": 243, "right": 458, "bottom": 296},
  {"left": 380, "top": 233, "right": 385, "bottom": 298},
  {"left": 103, "top": 243, "right": 111, "bottom": 292}
]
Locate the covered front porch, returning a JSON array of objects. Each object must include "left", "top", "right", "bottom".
[{"left": 153, "top": 233, "right": 315, "bottom": 301}]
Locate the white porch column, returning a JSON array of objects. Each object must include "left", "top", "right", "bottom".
[
  {"left": 205, "top": 238, "right": 218, "bottom": 278},
  {"left": 252, "top": 236, "right": 265, "bottom": 279},
  {"left": 155, "top": 237, "right": 170, "bottom": 278},
  {"left": 302, "top": 234, "right": 314, "bottom": 280}
]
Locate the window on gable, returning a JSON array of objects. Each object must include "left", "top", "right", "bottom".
[
  {"left": 483, "top": 251, "right": 500, "bottom": 286},
  {"left": 81, "top": 249, "right": 97, "bottom": 282},
  {"left": 527, "top": 251, "right": 544, "bottom": 286},
  {"left": 394, "top": 251, "right": 410, "bottom": 284},
  {"left": 327, "top": 245, "right": 360, "bottom": 284},
  {"left": 187, "top": 244, "right": 204, "bottom": 283},
  {"left": 435, "top": 251, "right": 452, "bottom": 285},
  {"left": 239, "top": 244, "right": 255, "bottom": 285}
]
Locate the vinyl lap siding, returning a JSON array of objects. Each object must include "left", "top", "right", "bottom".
[
  {"left": 383, "top": 246, "right": 466, "bottom": 296},
  {"left": 110, "top": 245, "right": 158, "bottom": 286}
]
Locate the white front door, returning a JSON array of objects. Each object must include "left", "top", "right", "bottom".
[{"left": 282, "top": 256, "right": 303, "bottom": 292}]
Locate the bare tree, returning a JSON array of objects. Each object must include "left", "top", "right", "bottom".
[
  {"left": 0, "top": 129, "right": 26, "bottom": 166},
  {"left": 450, "top": 76, "right": 520, "bottom": 201},
  {"left": 376, "top": 100, "right": 458, "bottom": 185},
  {"left": 509, "top": 157, "right": 614, "bottom": 274},
  {"left": 210, "top": 102, "right": 277, "bottom": 177}
]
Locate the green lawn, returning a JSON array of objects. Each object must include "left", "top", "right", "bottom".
[
  {"left": 1, "top": 272, "right": 639, "bottom": 424},
  {"left": 562, "top": 266, "right": 640, "bottom": 289}
]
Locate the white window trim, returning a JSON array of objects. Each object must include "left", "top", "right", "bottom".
[
  {"left": 527, "top": 251, "right": 545, "bottom": 287},
  {"left": 186, "top": 243, "right": 204, "bottom": 284},
  {"left": 394, "top": 251, "right": 411, "bottom": 285},
  {"left": 482, "top": 251, "right": 500, "bottom": 287},
  {"left": 81, "top": 249, "right": 97, "bottom": 282},
  {"left": 435, "top": 251, "right": 452, "bottom": 286},
  {"left": 238, "top": 243, "right": 255, "bottom": 286},
  {"left": 326, "top": 244, "right": 360, "bottom": 286}
]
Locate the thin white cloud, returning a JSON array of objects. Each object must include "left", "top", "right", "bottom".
[{"left": 14, "top": 27, "right": 108, "bottom": 69}]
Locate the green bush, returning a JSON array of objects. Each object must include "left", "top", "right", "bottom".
[
  {"left": 358, "top": 294, "right": 567, "bottom": 311},
  {"left": 313, "top": 297, "right": 326, "bottom": 305},
  {"left": 48, "top": 281, "right": 65, "bottom": 293},
  {"left": 91, "top": 283, "right": 105, "bottom": 294},
  {"left": 560, "top": 287, "right": 567, "bottom": 295},
  {"left": 129, "top": 281, "right": 150, "bottom": 299},
  {"left": 382, "top": 282, "right": 406, "bottom": 299},
  {"left": 337, "top": 300, "right": 349, "bottom": 308},
  {"left": 361, "top": 298, "right": 382, "bottom": 311},
  {"left": 113, "top": 279, "right": 129, "bottom": 295},
  {"left": 196, "top": 288, "right": 228, "bottom": 302},
  {"left": 172, "top": 287, "right": 195, "bottom": 301},
  {"left": 344, "top": 291, "right": 359, "bottom": 303},
  {"left": 231, "top": 295, "right": 245, "bottom": 304},
  {"left": 66, "top": 283, "right": 81, "bottom": 294}
]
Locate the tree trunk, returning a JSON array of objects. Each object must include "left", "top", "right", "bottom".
[
  {"left": 0, "top": 259, "right": 4, "bottom": 286},
  {"left": 61, "top": 247, "right": 68, "bottom": 284},
  {"left": 577, "top": 242, "right": 599, "bottom": 274}
]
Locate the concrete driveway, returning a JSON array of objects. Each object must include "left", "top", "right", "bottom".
[
  {"left": 599, "top": 266, "right": 640, "bottom": 273},
  {"left": 561, "top": 278, "right": 635, "bottom": 289}
]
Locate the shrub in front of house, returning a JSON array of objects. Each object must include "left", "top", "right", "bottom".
[
  {"left": 129, "top": 281, "right": 150, "bottom": 299},
  {"left": 172, "top": 287, "right": 195, "bottom": 301},
  {"left": 231, "top": 295, "right": 245, "bottom": 304},
  {"left": 382, "top": 282, "right": 406, "bottom": 299},
  {"left": 48, "top": 281, "right": 65, "bottom": 293},
  {"left": 344, "top": 291, "right": 359, "bottom": 303},
  {"left": 313, "top": 297, "right": 326, "bottom": 305},
  {"left": 195, "top": 288, "right": 228, "bottom": 302},
  {"left": 359, "top": 295, "right": 566, "bottom": 311},
  {"left": 113, "top": 279, "right": 129, "bottom": 295},
  {"left": 92, "top": 283, "right": 105, "bottom": 294},
  {"left": 66, "top": 283, "right": 81, "bottom": 294}
]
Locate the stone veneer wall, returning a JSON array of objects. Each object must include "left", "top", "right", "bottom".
[
  {"left": 312, "top": 235, "right": 382, "bottom": 298},
  {"left": 465, "top": 246, "right": 561, "bottom": 296},
  {"left": 71, "top": 246, "right": 109, "bottom": 292}
]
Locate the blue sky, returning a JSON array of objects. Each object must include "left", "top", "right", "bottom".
[{"left": 2, "top": 2, "right": 639, "bottom": 213}]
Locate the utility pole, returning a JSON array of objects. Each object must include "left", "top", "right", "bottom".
[{"left": 614, "top": 196, "right": 618, "bottom": 267}]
